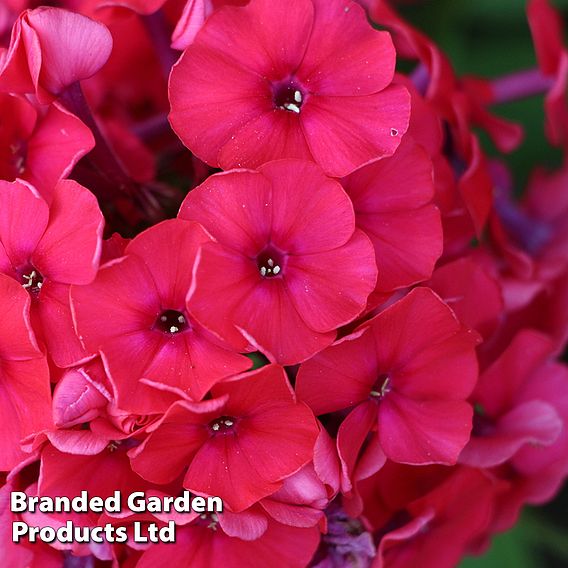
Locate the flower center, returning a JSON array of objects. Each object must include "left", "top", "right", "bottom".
[
  {"left": 21, "top": 269, "right": 44, "bottom": 296},
  {"left": 273, "top": 79, "right": 305, "bottom": 114},
  {"left": 6, "top": 140, "right": 27, "bottom": 179},
  {"left": 256, "top": 247, "right": 285, "bottom": 278},
  {"left": 370, "top": 373, "right": 391, "bottom": 399},
  {"left": 209, "top": 416, "right": 237, "bottom": 434},
  {"left": 198, "top": 512, "right": 219, "bottom": 531},
  {"left": 155, "top": 309, "right": 189, "bottom": 334}
]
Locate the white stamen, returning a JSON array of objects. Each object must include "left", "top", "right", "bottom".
[
  {"left": 260, "top": 266, "right": 267, "bottom": 277},
  {"left": 169, "top": 325, "right": 179, "bottom": 333},
  {"left": 267, "top": 258, "right": 274, "bottom": 267},
  {"left": 212, "top": 423, "right": 220, "bottom": 431},
  {"left": 284, "top": 103, "right": 301, "bottom": 114},
  {"left": 294, "top": 90, "right": 302, "bottom": 103},
  {"left": 273, "top": 265, "right": 281, "bottom": 275},
  {"left": 178, "top": 315, "right": 186, "bottom": 324},
  {"left": 160, "top": 315, "right": 167, "bottom": 322},
  {"left": 22, "top": 271, "right": 37, "bottom": 289},
  {"left": 108, "top": 440, "right": 121, "bottom": 452},
  {"left": 224, "top": 419, "right": 234, "bottom": 427}
]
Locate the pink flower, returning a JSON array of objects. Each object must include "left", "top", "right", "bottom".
[
  {"left": 137, "top": 517, "right": 320, "bottom": 568},
  {"left": 0, "top": 7, "right": 113, "bottom": 103},
  {"left": 169, "top": 0, "right": 410, "bottom": 177},
  {"left": 0, "top": 274, "right": 50, "bottom": 470},
  {"left": 296, "top": 288, "right": 480, "bottom": 492},
  {"left": 341, "top": 137, "right": 442, "bottom": 300},
  {"left": 180, "top": 160, "right": 377, "bottom": 364},
  {"left": 0, "top": 94, "right": 94, "bottom": 198},
  {"left": 462, "top": 330, "right": 567, "bottom": 472},
  {"left": 130, "top": 364, "right": 319, "bottom": 512},
  {"left": 428, "top": 256, "right": 504, "bottom": 340},
  {"left": 71, "top": 219, "right": 252, "bottom": 414},
  {"left": 171, "top": 0, "right": 213, "bottom": 50},
  {"left": 0, "top": 178, "right": 103, "bottom": 368},
  {"left": 38, "top": 443, "right": 155, "bottom": 529},
  {"left": 372, "top": 467, "right": 499, "bottom": 568},
  {"left": 171, "top": 0, "right": 248, "bottom": 51}
]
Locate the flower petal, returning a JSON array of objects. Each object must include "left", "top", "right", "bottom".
[
  {"left": 301, "top": 85, "right": 410, "bottom": 177},
  {"left": 378, "top": 393, "right": 473, "bottom": 465},
  {"left": 33, "top": 180, "right": 103, "bottom": 285},
  {"left": 285, "top": 230, "right": 377, "bottom": 332}
]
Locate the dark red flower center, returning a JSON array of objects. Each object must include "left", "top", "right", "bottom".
[
  {"left": 209, "top": 416, "right": 237, "bottom": 434},
  {"left": 3, "top": 139, "right": 28, "bottom": 180},
  {"left": 272, "top": 79, "right": 306, "bottom": 114},
  {"left": 155, "top": 309, "right": 189, "bottom": 334},
  {"left": 472, "top": 403, "right": 495, "bottom": 437},
  {"left": 257, "top": 247, "right": 285, "bottom": 278},
  {"left": 197, "top": 512, "right": 219, "bottom": 531},
  {"left": 370, "top": 373, "right": 391, "bottom": 399},
  {"left": 21, "top": 268, "right": 44, "bottom": 296}
]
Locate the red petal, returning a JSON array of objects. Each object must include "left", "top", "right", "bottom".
[
  {"left": 0, "top": 179, "right": 48, "bottom": 275},
  {"left": 301, "top": 84, "right": 410, "bottom": 177},
  {"left": 126, "top": 219, "right": 210, "bottom": 308},
  {"left": 179, "top": 171, "right": 272, "bottom": 257},
  {"left": 33, "top": 180, "right": 103, "bottom": 285},
  {"left": 379, "top": 393, "right": 473, "bottom": 465},
  {"left": 298, "top": 0, "right": 395, "bottom": 96},
  {"left": 296, "top": 328, "right": 377, "bottom": 415},
  {"left": 0, "top": 358, "right": 50, "bottom": 470},
  {"left": 285, "top": 230, "right": 376, "bottom": 333},
  {"left": 336, "top": 401, "right": 378, "bottom": 493},
  {"left": 260, "top": 160, "right": 355, "bottom": 254}
]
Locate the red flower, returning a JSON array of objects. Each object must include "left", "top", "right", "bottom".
[
  {"left": 0, "top": 274, "right": 50, "bottom": 470},
  {"left": 0, "top": 178, "right": 103, "bottom": 368},
  {"left": 130, "top": 364, "right": 319, "bottom": 512},
  {"left": 296, "top": 288, "right": 480, "bottom": 490},
  {"left": 180, "top": 160, "right": 377, "bottom": 364},
  {"left": 38, "top": 443, "right": 155, "bottom": 529},
  {"left": 428, "top": 256, "right": 504, "bottom": 340},
  {"left": 462, "top": 330, "right": 567, "bottom": 472},
  {"left": 0, "top": 94, "right": 94, "bottom": 198},
  {"left": 341, "top": 137, "right": 442, "bottom": 300},
  {"left": 169, "top": 0, "right": 410, "bottom": 177},
  {"left": 137, "top": 517, "right": 320, "bottom": 568},
  {"left": 0, "top": 7, "right": 113, "bottom": 103},
  {"left": 372, "top": 467, "right": 499, "bottom": 568},
  {"left": 71, "top": 219, "right": 252, "bottom": 414}
]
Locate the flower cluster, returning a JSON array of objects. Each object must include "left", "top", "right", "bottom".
[{"left": 1, "top": 0, "right": 568, "bottom": 566}]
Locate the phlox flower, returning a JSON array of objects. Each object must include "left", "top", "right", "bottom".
[
  {"left": 0, "top": 274, "right": 50, "bottom": 470},
  {"left": 130, "top": 365, "right": 319, "bottom": 512},
  {"left": 180, "top": 159, "right": 377, "bottom": 364},
  {"left": 169, "top": 0, "right": 410, "bottom": 177},
  {"left": 0, "top": 7, "right": 112, "bottom": 103},
  {"left": 296, "top": 287, "right": 480, "bottom": 494},
  {"left": 0, "top": 178, "right": 103, "bottom": 368},
  {"left": 71, "top": 219, "right": 252, "bottom": 414}
]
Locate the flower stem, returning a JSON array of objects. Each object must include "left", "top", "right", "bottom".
[
  {"left": 59, "top": 82, "right": 137, "bottom": 197},
  {"left": 491, "top": 68, "right": 555, "bottom": 104},
  {"left": 143, "top": 10, "right": 178, "bottom": 80},
  {"left": 59, "top": 82, "right": 164, "bottom": 227}
]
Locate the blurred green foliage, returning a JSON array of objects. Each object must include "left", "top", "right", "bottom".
[
  {"left": 400, "top": 0, "right": 568, "bottom": 185},
  {"left": 396, "top": 1, "right": 568, "bottom": 566}
]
